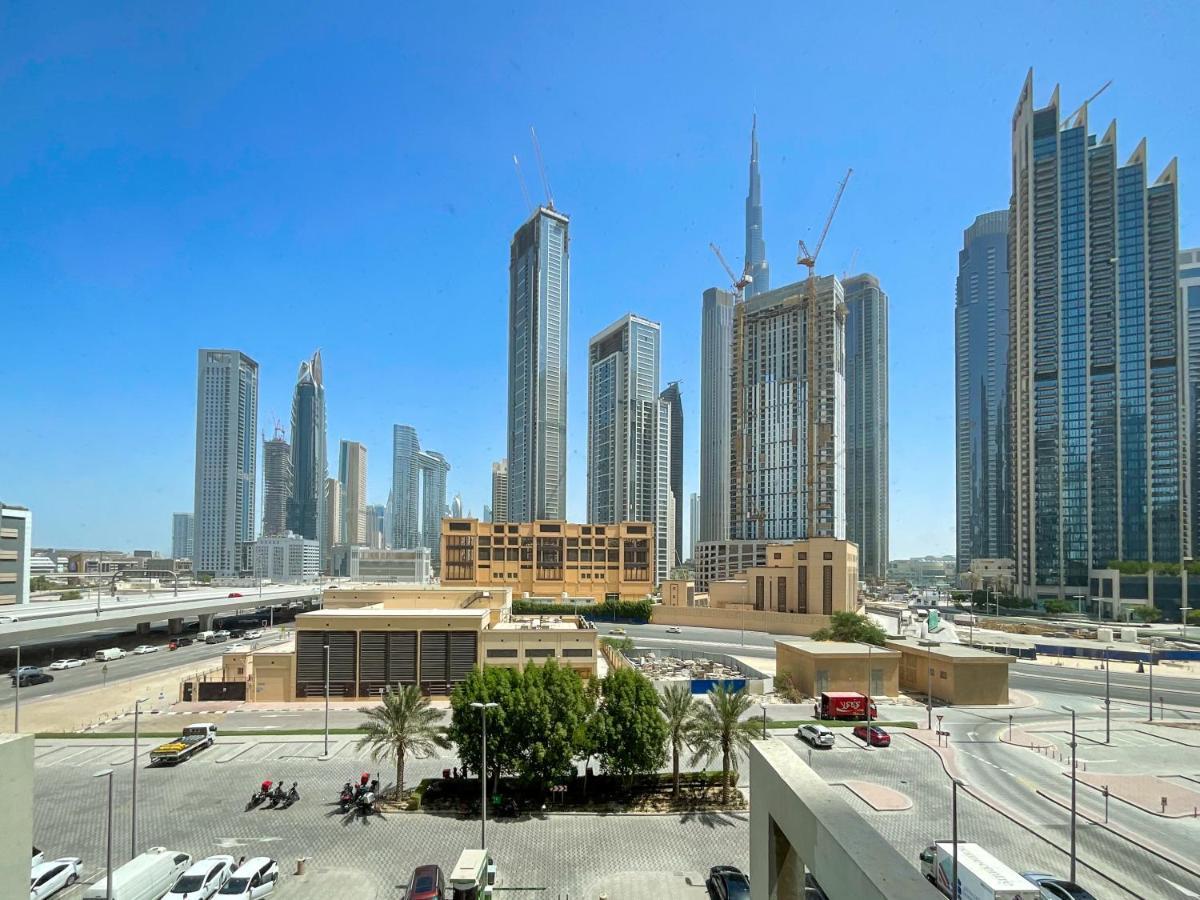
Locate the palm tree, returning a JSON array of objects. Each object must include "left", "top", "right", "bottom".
[
  {"left": 686, "top": 684, "right": 759, "bottom": 804},
  {"left": 659, "top": 682, "right": 697, "bottom": 798},
  {"left": 356, "top": 684, "right": 448, "bottom": 798}
]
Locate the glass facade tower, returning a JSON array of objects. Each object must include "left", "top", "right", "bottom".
[
  {"left": 1010, "top": 73, "right": 1187, "bottom": 598},
  {"left": 287, "top": 351, "right": 327, "bottom": 564},
  {"left": 659, "top": 381, "right": 684, "bottom": 568},
  {"left": 1181, "top": 248, "right": 1200, "bottom": 557},
  {"left": 744, "top": 114, "right": 769, "bottom": 298},
  {"left": 955, "top": 211, "right": 1011, "bottom": 573},
  {"left": 698, "top": 287, "right": 735, "bottom": 543}
]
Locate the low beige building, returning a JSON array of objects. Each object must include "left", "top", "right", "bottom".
[
  {"left": 887, "top": 638, "right": 1013, "bottom": 705},
  {"left": 661, "top": 579, "right": 698, "bottom": 607},
  {"left": 775, "top": 640, "right": 900, "bottom": 698},
  {"left": 440, "top": 518, "right": 654, "bottom": 602}
]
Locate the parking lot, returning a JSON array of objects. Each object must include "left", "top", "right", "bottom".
[{"left": 32, "top": 737, "right": 748, "bottom": 899}]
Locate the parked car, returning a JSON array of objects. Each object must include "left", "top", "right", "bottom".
[
  {"left": 132, "top": 645, "right": 159, "bottom": 655},
  {"left": 852, "top": 724, "right": 891, "bottom": 747},
  {"left": 405, "top": 864, "right": 446, "bottom": 900},
  {"left": 797, "top": 724, "right": 836, "bottom": 748},
  {"left": 217, "top": 857, "right": 279, "bottom": 898},
  {"left": 164, "top": 855, "right": 235, "bottom": 900},
  {"left": 30, "top": 857, "right": 82, "bottom": 899},
  {"left": 665, "top": 626, "right": 682, "bottom": 634},
  {"left": 243, "top": 630, "right": 263, "bottom": 640},
  {"left": 228, "top": 592, "right": 243, "bottom": 598},
  {"left": 10, "top": 668, "right": 53, "bottom": 687},
  {"left": 48, "top": 659, "right": 85, "bottom": 670},
  {"left": 32, "top": 847, "right": 44, "bottom": 869},
  {"left": 1021, "top": 872, "right": 1098, "bottom": 900},
  {"left": 707, "top": 865, "right": 751, "bottom": 900},
  {"left": 82, "top": 847, "right": 191, "bottom": 900}
]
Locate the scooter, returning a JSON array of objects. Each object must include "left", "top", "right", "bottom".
[
  {"left": 280, "top": 782, "right": 300, "bottom": 809},
  {"left": 338, "top": 781, "right": 355, "bottom": 812},
  {"left": 248, "top": 780, "right": 273, "bottom": 809},
  {"left": 267, "top": 782, "right": 287, "bottom": 808}
]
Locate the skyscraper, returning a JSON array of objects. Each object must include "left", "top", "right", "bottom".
[
  {"left": 367, "top": 504, "right": 386, "bottom": 549},
  {"left": 659, "top": 382, "right": 684, "bottom": 568},
  {"left": 420, "top": 450, "right": 450, "bottom": 573},
  {"left": 391, "top": 424, "right": 449, "bottom": 571},
  {"left": 698, "top": 287, "right": 736, "bottom": 543},
  {"left": 171, "top": 512, "right": 194, "bottom": 560},
  {"left": 491, "top": 459, "right": 509, "bottom": 523},
  {"left": 843, "top": 274, "right": 889, "bottom": 581},
  {"left": 287, "top": 352, "right": 327, "bottom": 565},
  {"left": 338, "top": 440, "right": 368, "bottom": 545},
  {"left": 1181, "top": 248, "right": 1200, "bottom": 557},
  {"left": 587, "top": 313, "right": 671, "bottom": 583},
  {"left": 193, "top": 349, "right": 258, "bottom": 576},
  {"left": 324, "top": 477, "right": 341, "bottom": 568},
  {"left": 262, "top": 425, "right": 291, "bottom": 538},
  {"left": 449, "top": 493, "right": 464, "bottom": 519},
  {"left": 731, "top": 276, "right": 846, "bottom": 541},
  {"left": 689, "top": 492, "right": 700, "bottom": 562},
  {"left": 508, "top": 206, "right": 569, "bottom": 523},
  {"left": 744, "top": 114, "right": 769, "bottom": 298},
  {"left": 1009, "top": 73, "right": 1187, "bottom": 598},
  {"left": 955, "top": 211, "right": 1012, "bottom": 574}
]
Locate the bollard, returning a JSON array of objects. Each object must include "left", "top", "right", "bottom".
[
  {"left": 1161, "top": 797, "right": 1168, "bottom": 814},
  {"left": 296, "top": 858, "right": 308, "bottom": 876}
]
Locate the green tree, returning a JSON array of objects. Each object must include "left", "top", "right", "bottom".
[
  {"left": 448, "top": 666, "right": 520, "bottom": 793},
  {"left": 686, "top": 684, "right": 760, "bottom": 804},
  {"left": 587, "top": 668, "right": 667, "bottom": 784},
  {"left": 356, "top": 684, "right": 448, "bottom": 798},
  {"left": 810, "top": 611, "right": 887, "bottom": 646},
  {"left": 59, "top": 589, "right": 82, "bottom": 602},
  {"left": 1187, "top": 609, "right": 1200, "bottom": 626},
  {"left": 1131, "top": 604, "right": 1163, "bottom": 624},
  {"left": 658, "top": 681, "right": 697, "bottom": 797},
  {"left": 599, "top": 636, "right": 635, "bottom": 654},
  {"left": 1043, "top": 599, "right": 1073, "bottom": 615},
  {"left": 507, "top": 660, "right": 593, "bottom": 790}
]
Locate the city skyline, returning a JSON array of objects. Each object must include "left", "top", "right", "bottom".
[{"left": 5, "top": 6, "right": 1198, "bottom": 559}]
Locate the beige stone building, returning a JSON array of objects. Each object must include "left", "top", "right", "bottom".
[
  {"left": 775, "top": 640, "right": 900, "bottom": 698},
  {"left": 887, "top": 638, "right": 1013, "bottom": 705},
  {"left": 440, "top": 518, "right": 654, "bottom": 602},
  {"left": 661, "top": 579, "right": 699, "bottom": 607}
]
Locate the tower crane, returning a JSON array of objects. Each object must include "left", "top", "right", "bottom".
[{"left": 709, "top": 242, "right": 753, "bottom": 301}]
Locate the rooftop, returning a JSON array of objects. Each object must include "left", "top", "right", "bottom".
[
  {"left": 297, "top": 608, "right": 489, "bottom": 620},
  {"left": 885, "top": 638, "right": 1016, "bottom": 662},
  {"left": 494, "top": 616, "right": 585, "bottom": 631},
  {"left": 776, "top": 640, "right": 901, "bottom": 657}
]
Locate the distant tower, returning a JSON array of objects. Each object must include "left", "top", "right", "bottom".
[
  {"left": 659, "top": 382, "right": 684, "bottom": 568},
  {"left": 744, "top": 114, "right": 769, "bottom": 298},
  {"left": 491, "top": 459, "right": 509, "bottom": 523},
  {"left": 171, "top": 512, "right": 194, "bottom": 560},
  {"left": 450, "top": 493, "right": 464, "bottom": 519},
  {"left": 338, "top": 440, "right": 368, "bottom": 545},
  {"left": 288, "top": 352, "right": 327, "bottom": 564},
  {"left": 698, "top": 288, "right": 735, "bottom": 542},
  {"left": 262, "top": 424, "right": 291, "bottom": 538}
]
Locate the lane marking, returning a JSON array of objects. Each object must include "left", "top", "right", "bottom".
[{"left": 1158, "top": 876, "right": 1200, "bottom": 898}]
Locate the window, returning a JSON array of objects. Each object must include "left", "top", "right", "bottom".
[
  {"left": 525, "top": 648, "right": 555, "bottom": 658},
  {"left": 822, "top": 565, "right": 833, "bottom": 614},
  {"left": 823, "top": 551, "right": 833, "bottom": 560},
  {"left": 486, "top": 648, "right": 518, "bottom": 658},
  {"left": 777, "top": 576, "right": 787, "bottom": 611},
  {"left": 755, "top": 576, "right": 765, "bottom": 610},
  {"left": 561, "top": 648, "right": 593, "bottom": 657}
]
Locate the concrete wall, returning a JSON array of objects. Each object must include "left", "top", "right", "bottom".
[
  {"left": 250, "top": 649, "right": 296, "bottom": 702},
  {"left": 480, "top": 624, "right": 598, "bottom": 677},
  {"left": 889, "top": 640, "right": 1012, "bottom": 705},
  {"left": 651, "top": 603, "right": 833, "bottom": 637},
  {"left": 0, "top": 734, "right": 34, "bottom": 900},
  {"left": 749, "top": 740, "right": 936, "bottom": 900},
  {"left": 776, "top": 641, "right": 900, "bottom": 698}
]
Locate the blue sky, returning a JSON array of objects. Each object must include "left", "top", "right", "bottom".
[{"left": 2, "top": 3, "right": 1197, "bottom": 557}]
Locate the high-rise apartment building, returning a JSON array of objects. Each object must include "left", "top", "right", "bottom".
[
  {"left": 1010, "top": 73, "right": 1187, "bottom": 598},
  {"left": 955, "top": 211, "right": 1012, "bottom": 574},
  {"left": 689, "top": 493, "right": 700, "bottom": 562},
  {"left": 287, "top": 352, "right": 327, "bottom": 564},
  {"left": 508, "top": 206, "right": 569, "bottom": 523},
  {"left": 367, "top": 504, "right": 387, "bottom": 549},
  {"left": 324, "top": 477, "right": 341, "bottom": 568},
  {"left": 843, "top": 274, "right": 889, "bottom": 582},
  {"left": 170, "top": 512, "right": 194, "bottom": 560},
  {"left": 698, "top": 287, "right": 736, "bottom": 543},
  {"left": 660, "top": 381, "right": 684, "bottom": 568},
  {"left": 391, "top": 424, "right": 450, "bottom": 573},
  {"left": 744, "top": 114, "right": 769, "bottom": 298},
  {"left": 1181, "top": 248, "right": 1200, "bottom": 557},
  {"left": 193, "top": 349, "right": 258, "bottom": 577},
  {"left": 731, "top": 275, "right": 846, "bottom": 541},
  {"left": 262, "top": 425, "right": 291, "bottom": 538},
  {"left": 338, "top": 440, "right": 368, "bottom": 545},
  {"left": 587, "top": 314, "right": 672, "bottom": 583},
  {"left": 491, "top": 459, "right": 509, "bottom": 523}
]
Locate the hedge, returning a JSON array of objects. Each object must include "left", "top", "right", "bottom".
[{"left": 513, "top": 598, "right": 652, "bottom": 623}]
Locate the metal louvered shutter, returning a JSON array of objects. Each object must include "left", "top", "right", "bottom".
[
  {"left": 387, "top": 631, "right": 418, "bottom": 686},
  {"left": 359, "top": 632, "right": 387, "bottom": 696},
  {"left": 295, "top": 630, "right": 357, "bottom": 698},
  {"left": 420, "top": 632, "right": 449, "bottom": 694},
  {"left": 448, "top": 631, "right": 478, "bottom": 687}
]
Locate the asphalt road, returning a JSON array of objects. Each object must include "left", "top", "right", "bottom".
[{"left": 1011, "top": 662, "right": 1200, "bottom": 713}]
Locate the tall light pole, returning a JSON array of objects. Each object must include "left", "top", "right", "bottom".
[
  {"left": 470, "top": 701, "right": 499, "bottom": 849},
  {"left": 951, "top": 778, "right": 964, "bottom": 900},
  {"left": 865, "top": 642, "right": 874, "bottom": 726},
  {"left": 10, "top": 644, "right": 19, "bottom": 732},
  {"left": 1148, "top": 646, "right": 1155, "bottom": 722},
  {"left": 760, "top": 702, "right": 768, "bottom": 740},
  {"left": 1103, "top": 649, "right": 1111, "bottom": 744},
  {"left": 94, "top": 768, "right": 115, "bottom": 900},
  {"left": 1062, "top": 706, "right": 1078, "bottom": 883},
  {"left": 131, "top": 696, "right": 149, "bottom": 857},
  {"left": 1182, "top": 557, "right": 1192, "bottom": 639},
  {"left": 323, "top": 642, "right": 331, "bottom": 757},
  {"left": 926, "top": 654, "right": 933, "bottom": 730}
]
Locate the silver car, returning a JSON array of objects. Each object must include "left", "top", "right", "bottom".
[{"left": 797, "top": 724, "right": 836, "bottom": 748}]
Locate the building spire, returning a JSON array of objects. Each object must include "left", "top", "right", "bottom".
[{"left": 745, "top": 113, "right": 769, "bottom": 297}]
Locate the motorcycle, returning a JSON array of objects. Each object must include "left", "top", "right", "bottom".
[
  {"left": 280, "top": 782, "right": 300, "bottom": 809},
  {"left": 355, "top": 788, "right": 377, "bottom": 814},
  {"left": 267, "top": 782, "right": 287, "bottom": 808},
  {"left": 248, "top": 780, "right": 273, "bottom": 809},
  {"left": 338, "top": 781, "right": 355, "bottom": 812}
]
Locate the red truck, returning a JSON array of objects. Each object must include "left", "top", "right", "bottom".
[{"left": 813, "top": 691, "right": 877, "bottom": 721}]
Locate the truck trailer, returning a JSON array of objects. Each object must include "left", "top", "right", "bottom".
[
  {"left": 813, "top": 691, "right": 877, "bottom": 721},
  {"left": 919, "top": 842, "right": 1041, "bottom": 900}
]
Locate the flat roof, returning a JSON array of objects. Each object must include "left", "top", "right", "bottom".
[
  {"left": 776, "top": 640, "right": 900, "bottom": 657},
  {"left": 886, "top": 639, "right": 1015, "bottom": 662},
  {"left": 297, "top": 608, "right": 489, "bottom": 619}
]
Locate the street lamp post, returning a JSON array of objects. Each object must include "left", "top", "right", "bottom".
[
  {"left": 1104, "top": 650, "right": 1111, "bottom": 744},
  {"left": 1183, "top": 557, "right": 1192, "bottom": 639},
  {"left": 1148, "top": 647, "right": 1155, "bottom": 722},
  {"left": 94, "top": 768, "right": 115, "bottom": 900},
  {"left": 1063, "top": 706, "right": 1078, "bottom": 883},
  {"left": 760, "top": 703, "right": 768, "bottom": 740},
  {"left": 323, "top": 643, "right": 331, "bottom": 757},
  {"left": 866, "top": 642, "right": 874, "bottom": 724},
  {"left": 926, "top": 656, "right": 933, "bottom": 730},
  {"left": 10, "top": 644, "right": 19, "bottom": 732},
  {"left": 131, "top": 696, "right": 149, "bottom": 857},
  {"left": 470, "top": 701, "right": 499, "bottom": 849},
  {"left": 951, "top": 778, "right": 964, "bottom": 899}
]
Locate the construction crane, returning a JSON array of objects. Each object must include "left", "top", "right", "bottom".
[
  {"left": 797, "top": 168, "right": 852, "bottom": 277},
  {"left": 530, "top": 126, "right": 555, "bottom": 210},
  {"left": 709, "top": 242, "right": 753, "bottom": 300},
  {"left": 512, "top": 154, "right": 534, "bottom": 214}
]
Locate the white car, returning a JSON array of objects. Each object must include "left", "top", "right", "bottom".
[
  {"left": 797, "top": 724, "right": 837, "bottom": 748},
  {"left": 132, "top": 645, "right": 159, "bottom": 655},
  {"left": 30, "top": 857, "right": 82, "bottom": 899},
  {"left": 665, "top": 626, "right": 682, "bottom": 634},
  {"left": 242, "top": 630, "right": 263, "bottom": 640},
  {"left": 218, "top": 857, "right": 279, "bottom": 897},
  {"left": 48, "top": 659, "right": 85, "bottom": 670},
  {"left": 164, "top": 856, "right": 235, "bottom": 900}
]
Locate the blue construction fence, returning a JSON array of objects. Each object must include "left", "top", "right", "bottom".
[
  {"left": 1033, "top": 643, "right": 1200, "bottom": 663},
  {"left": 690, "top": 678, "right": 748, "bottom": 695}
]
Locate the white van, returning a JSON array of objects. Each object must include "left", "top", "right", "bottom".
[
  {"left": 195, "top": 631, "right": 216, "bottom": 644},
  {"left": 449, "top": 849, "right": 495, "bottom": 899},
  {"left": 94, "top": 648, "right": 126, "bottom": 662},
  {"left": 83, "top": 847, "right": 192, "bottom": 900}
]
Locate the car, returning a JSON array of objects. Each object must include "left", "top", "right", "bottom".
[
  {"left": 164, "top": 855, "right": 235, "bottom": 900},
  {"left": 10, "top": 668, "right": 53, "bottom": 687},
  {"left": 228, "top": 592, "right": 243, "bottom": 598},
  {"left": 132, "top": 645, "right": 159, "bottom": 655},
  {"left": 30, "top": 857, "right": 82, "bottom": 899},
  {"left": 611, "top": 627, "right": 627, "bottom": 635},
  {"left": 405, "top": 864, "right": 446, "bottom": 900},
  {"left": 48, "top": 659, "right": 85, "bottom": 670},
  {"left": 229, "top": 629, "right": 245, "bottom": 639},
  {"left": 168, "top": 637, "right": 194, "bottom": 650},
  {"left": 1021, "top": 872, "right": 1099, "bottom": 899},
  {"left": 217, "top": 857, "right": 279, "bottom": 898},
  {"left": 243, "top": 630, "right": 263, "bottom": 640},
  {"left": 797, "top": 724, "right": 836, "bottom": 748},
  {"left": 707, "top": 865, "right": 751, "bottom": 900},
  {"left": 852, "top": 724, "right": 891, "bottom": 747},
  {"left": 665, "top": 625, "right": 682, "bottom": 634},
  {"left": 32, "top": 846, "right": 44, "bottom": 868}
]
